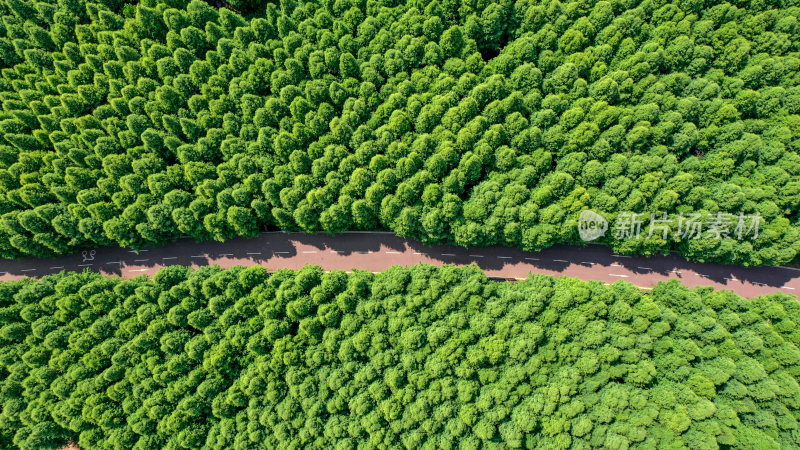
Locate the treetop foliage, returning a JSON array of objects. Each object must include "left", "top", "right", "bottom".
[
  {"left": 0, "top": 265, "right": 799, "bottom": 448},
  {"left": 0, "top": 0, "right": 799, "bottom": 265}
]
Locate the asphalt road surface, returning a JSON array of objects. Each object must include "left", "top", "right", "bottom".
[{"left": 0, "top": 232, "right": 797, "bottom": 298}]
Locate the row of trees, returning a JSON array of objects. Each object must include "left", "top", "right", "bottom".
[
  {"left": 0, "top": 264, "right": 799, "bottom": 448},
  {"left": 0, "top": 0, "right": 799, "bottom": 265}
]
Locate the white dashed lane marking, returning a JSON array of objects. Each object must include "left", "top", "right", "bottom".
[{"left": 1, "top": 239, "right": 793, "bottom": 298}]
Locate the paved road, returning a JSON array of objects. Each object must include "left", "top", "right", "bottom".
[{"left": 0, "top": 232, "right": 797, "bottom": 298}]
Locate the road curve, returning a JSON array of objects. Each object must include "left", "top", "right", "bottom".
[{"left": 0, "top": 231, "right": 797, "bottom": 298}]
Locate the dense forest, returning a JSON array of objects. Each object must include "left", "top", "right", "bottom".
[
  {"left": 0, "top": 265, "right": 797, "bottom": 448},
  {"left": 1, "top": 0, "right": 800, "bottom": 266}
]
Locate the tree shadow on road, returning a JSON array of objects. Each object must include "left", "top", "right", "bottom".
[{"left": 0, "top": 234, "right": 795, "bottom": 297}]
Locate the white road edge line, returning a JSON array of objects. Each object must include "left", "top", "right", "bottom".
[
  {"left": 581, "top": 261, "right": 594, "bottom": 265},
  {"left": 21, "top": 269, "right": 36, "bottom": 272},
  {"left": 553, "top": 259, "right": 569, "bottom": 263},
  {"left": 637, "top": 267, "right": 652, "bottom": 270},
  {"left": 524, "top": 257, "right": 539, "bottom": 261},
  {"left": 246, "top": 252, "right": 261, "bottom": 255},
  {"left": 77, "top": 264, "right": 93, "bottom": 267},
  {"left": 612, "top": 254, "right": 632, "bottom": 258},
  {"left": 469, "top": 254, "right": 484, "bottom": 258},
  {"left": 386, "top": 251, "right": 401, "bottom": 254},
  {"left": 134, "top": 259, "right": 149, "bottom": 262},
  {"left": 50, "top": 266, "right": 64, "bottom": 269},
  {"left": 442, "top": 253, "right": 456, "bottom": 256},
  {"left": 781, "top": 286, "right": 796, "bottom": 290},
  {"left": 190, "top": 255, "right": 205, "bottom": 258},
  {"left": 106, "top": 261, "right": 122, "bottom": 265},
  {"left": 609, "top": 274, "right": 629, "bottom": 278},
  {"left": 163, "top": 257, "right": 177, "bottom": 260},
  {"left": 498, "top": 256, "right": 512, "bottom": 259}
]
